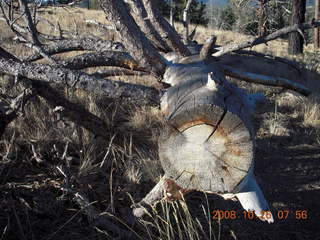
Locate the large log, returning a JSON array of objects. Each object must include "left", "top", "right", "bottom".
[
  {"left": 160, "top": 55, "right": 254, "bottom": 193},
  {"left": 133, "top": 55, "right": 274, "bottom": 222}
]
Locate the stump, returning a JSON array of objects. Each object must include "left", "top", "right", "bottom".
[{"left": 160, "top": 56, "right": 254, "bottom": 194}]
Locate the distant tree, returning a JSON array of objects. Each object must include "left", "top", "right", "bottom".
[
  {"left": 288, "top": 0, "right": 307, "bottom": 55},
  {"left": 160, "top": 0, "right": 208, "bottom": 25}
]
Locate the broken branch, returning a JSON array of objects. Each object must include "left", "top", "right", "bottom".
[{"left": 222, "top": 65, "right": 311, "bottom": 96}]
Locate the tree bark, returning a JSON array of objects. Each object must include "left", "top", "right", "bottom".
[
  {"left": 125, "top": 0, "right": 171, "bottom": 52},
  {"left": 100, "top": 0, "right": 166, "bottom": 77},
  {"left": 0, "top": 57, "right": 160, "bottom": 106},
  {"left": 288, "top": 0, "right": 306, "bottom": 55},
  {"left": 315, "top": 0, "right": 320, "bottom": 48},
  {"left": 25, "top": 38, "right": 125, "bottom": 62},
  {"left": 142, "top": 0, "right": 191, "bottom": 57},
  {"left": 222, "top": 65, "right": 310, "bottom": 96}
]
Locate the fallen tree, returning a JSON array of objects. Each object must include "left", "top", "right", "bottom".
[{"left": 1, "top": 0, "right": 319, "bottom": 231}]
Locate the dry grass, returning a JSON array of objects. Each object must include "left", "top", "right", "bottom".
[{"left": 1, "top": 6, "right": 320, "bottom": 240}]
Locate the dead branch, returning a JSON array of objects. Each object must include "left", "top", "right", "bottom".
[
  {"left": 100, "top": 0, "right": 166, "bottom": 77},
  {"left": 142, "top": 0, "right": 191, "bottom": 57},
  {"left": 132, "top": 176, "right": 166, "bottom": 217},
  {"left": 61, "top": 51, "right": 146, "bottom": 71},
  {"left": 125, "top": 0, "right": 171, "bottom": 52},
  {"left": 24, "top": 37, "right": 125, "bottom": 62},
  {"left": 222, "top": 65, "right": 311, "bottom": 96},
  {"left": 214, "top": 20, "right": 320, "bottom": 57},
  {"left": 0, "top": 57, "right": 160, "bottom": 105},
  {"left": 18, "top": 0, "right": 57, "bottom": 64}
]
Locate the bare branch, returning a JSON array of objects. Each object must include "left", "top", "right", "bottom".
[
  {"left": 142, "top": 0, "right": 191, "bottom": 57},
  {"left": 100, "top": 0, "right": 166, "bottom": 77},
  {"left": 92, "top": 69, "right": 148, "bottom": 78},
  {"left": 125, "top": 0, "right": 171, "bottom": 52},
  {"left": 222, "top": 65, "right": 311, "bottom": 96},
  {"left": 214, "top": 20, "right": 320, "bottom": 57},
  {"left": 24, "top": 37, "right": 125, "bottom": 62},
  {"left": 62, "top": 51, "right": 146, "bottom": 71},
  {"left": 0, "top": 57, "right": 160, "bottom": 105}
]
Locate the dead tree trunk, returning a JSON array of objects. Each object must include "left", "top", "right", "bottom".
[
  {"left": 315, "top": 0, "right": 320, "bottom": 48},
  {"left": 160, "top": 56, "right": 254, "bottom": 193},
  {"left": 288, "top": 0, "right": 306, "bottom": 55}
]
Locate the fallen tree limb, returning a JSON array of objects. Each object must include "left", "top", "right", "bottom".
[
  {"left": 0, "top": 57, "right": 160, "bottom": 105},
  {"left": 125, "top": 0, "right": 171, "bottom": 52},
  {"left": 214, "top": 20, "right": 320, "bottom": 57},
  {"left": 100, "top": 0, "right": 166, "bottom": 76},
  {"left": 142, "top": 0, "right": 191, "bottom": 57},
  {"left": 24, "top": 38, "right": 125, "bottom": 62},
  {"left": 132, "top": 176, "right": 166, "bottom": 218},
  {"left": 61, "top": 51, "right": 145, "bottom": 71},
  {"left": 222, "top": 65, "right": 311, "bottom": 96}
]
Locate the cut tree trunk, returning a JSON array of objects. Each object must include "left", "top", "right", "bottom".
[
  {"left": 159, "top": 55, "right": 254, "bottom": 193},
  {"left": 288, "top": 0, "right": 306, "bottom": 55},
  {"left": 132, "top": 55, "right": 257, "bottom": 217}
]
